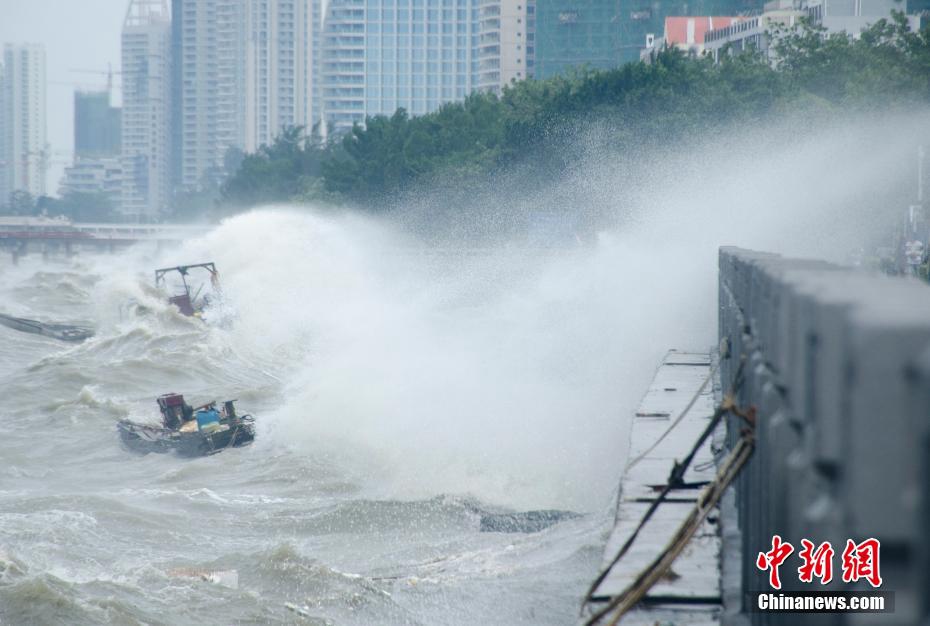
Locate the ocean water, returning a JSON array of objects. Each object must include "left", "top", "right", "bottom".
[{"left": 0, "top": 210, "right": 649, "bottom": 626}]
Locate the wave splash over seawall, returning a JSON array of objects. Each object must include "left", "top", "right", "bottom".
[
  {"left": 192, "top": 208, "right": 664, "bottom": 513},
  {"left": 1, "top": 110, "right": 924, "bottom": 625}
]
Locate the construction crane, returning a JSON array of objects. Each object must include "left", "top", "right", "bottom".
[
  {"left": 69, "top": 64, "right": 123, "bottom": 93},
  {"left": 49, "top": 80, "right": 121, "bottom": 92}
]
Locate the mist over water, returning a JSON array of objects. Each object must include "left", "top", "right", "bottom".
[
  {"left": 203, "top": 110, "right": 924, "bottom": 511},
  {"left": 1, "top": 110, "right": 926, "bottom": 624},
  {"left": 190, "top": 210, "right": 643, "bottom": 512}
]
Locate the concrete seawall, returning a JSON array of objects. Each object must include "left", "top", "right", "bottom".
[{"left": 718, "top": 247, "right": 930, "bottom": 625}]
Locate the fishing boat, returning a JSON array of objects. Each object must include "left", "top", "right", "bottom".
[
  {"left": 154, "top": 263, "right": 219, "bottom": 317},
  {"left": 118, "top": 393, "right": 255, "bottom": 457}
]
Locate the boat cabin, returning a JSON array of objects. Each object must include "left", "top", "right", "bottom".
[{"left": 154, "top": 263, "right": 219, "bottom": 317}]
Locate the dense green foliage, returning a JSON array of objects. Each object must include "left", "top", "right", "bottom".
[
  {"left": 321, "top": 98, "right": 506, "bottom": 202},
  {"left": 220, "top": 126, "right": 332, "bottom": 210},
  {"left": 218, "top": 16, "right": 930, "bottom": 211},
  {"left": 774, "top": 13, "right": 930, "bottom": 103}
]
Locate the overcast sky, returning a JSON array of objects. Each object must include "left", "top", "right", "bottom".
[{"left": 0, "top": 0, "right": 128, "bottom": 195}]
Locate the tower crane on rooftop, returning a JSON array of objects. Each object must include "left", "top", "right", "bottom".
[{"left": 69, "top": 64, "right": 123, "bottom": 93}]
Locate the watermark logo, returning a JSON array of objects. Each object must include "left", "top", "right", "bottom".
[
  {"left": 756, "top": 535, "right": 882, "bottom": 589},
  {"left": 753, "top": 536, "right": 889, "bottom": 614},
  {"left": 798, "top": 539, "right": 834, "bottom": 584},
  {"left": 756, "top": 534, "right": 794, "bottom": 589},
  {"left": 840, "top": 538, "right": 882, "bottom": 588}
]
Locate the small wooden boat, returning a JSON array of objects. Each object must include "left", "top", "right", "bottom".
[
  {"left": 154, "top": 263, "right": 219, "bottom": 317},
  {"left": 118, "top": 394, "right": 255, "bottom": 457}
]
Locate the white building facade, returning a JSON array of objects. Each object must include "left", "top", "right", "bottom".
[
  {"left": 321, "top": 0, "right": 482, "bottom": 131},
  {"left": 807, "top": 0, "right": 919, "bottom": 33},
  {"left": 121, "top": 0, "right": 173, "bottom": 219},
  {"left": 0, "top": 43, "right": 48, "bottom": 204},
  {"left": 244, "top": 0, "right": 319, "bottom": 150},
  {"left": 215, "top": 0, "right": 250, "bottom": 155},
  {"left": 172, "top": 0, "right": 250, "bottom": 191},
  {"left": 704, "top": 0, "right": 920, "bottom": 62},
  {"left": 174, "top": 0, "right": 318, "bottom": 186},
  {"left": 59, "top": 158, "right": 123, "bottom": 205},
  {"left": 320, "top": 0, "right": 365, "bottom": 130},
  {"left": 477, "top": 0, "right": 534, "bottom": 95},
  {"left": 703, "top": 1, "right": 814, "bottom": 61}
]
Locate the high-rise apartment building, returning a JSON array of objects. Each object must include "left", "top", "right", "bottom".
[
  {"left": 477, "top": 0, "right": 534, "bottom": 94},
  {"left": 319, "top": 0, "right": 364, "bottom": 129},
  {"left": 321, "top": 0, "right": 480, "bottom": 131},
  {"left": 170, "top": 0, "right": 183, "bottom": 192},
  {"left": 172, "top": 0, "right": 250, "bottom": 190},
  {"left": 171, "top": 0, "right": 318, "bottom": 180},
  {"left": 1, "top": 61, "right": 5, "bottom": 204},
  {"left": 245, "top": 0, "right": 318, "bottom": 151},
  {"left": 177, "top": 0, "right": 219, "bottom": 189},
  {"left": 0, "top": 43, "right": 48, "bottom": 204},
  {"left": 74, "top": 90, "right": 121, "bottom": 158},
  {"left": 122, "top": 0, "right": 172, "bottom": 219},
  {"left": 216, "top": 0, "right": 249, "bottom": 155}
]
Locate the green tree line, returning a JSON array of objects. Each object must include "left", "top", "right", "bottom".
[{"left": 217, "top": 15, "right": 930, "bottom": 212}]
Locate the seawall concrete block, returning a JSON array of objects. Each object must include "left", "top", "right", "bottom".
[{"left": 718, "top": 247, "right": 930, "bottom": 626}]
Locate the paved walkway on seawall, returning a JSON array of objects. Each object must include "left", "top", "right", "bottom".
[{"left": 584, "top": 349, "right": 723, "bottom": 625}]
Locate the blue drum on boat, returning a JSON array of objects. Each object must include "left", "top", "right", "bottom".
[{"left": 196, "top": 408, "right": 220, "bottom": 431}]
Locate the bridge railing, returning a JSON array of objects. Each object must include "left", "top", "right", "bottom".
[{"left": 718, "top": 247, "right": 930, "bottom": 625}]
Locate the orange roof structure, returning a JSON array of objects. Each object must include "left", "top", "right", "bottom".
[{"left": 664, "top": 16, "right": 746, "bottom": 46}]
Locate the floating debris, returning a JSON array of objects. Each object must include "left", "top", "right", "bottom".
[
  {"left": 284, "top": 603, "right": 334, "bottom": 624},
  {"left": 0, "top": 312, "right": 93, "bottom": 342},
  {"left": 167, "top": 567, "right": 239, "bottom": 589},
  {"left": 478, "top": 509, "right": 582, "bottom": 533}
]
